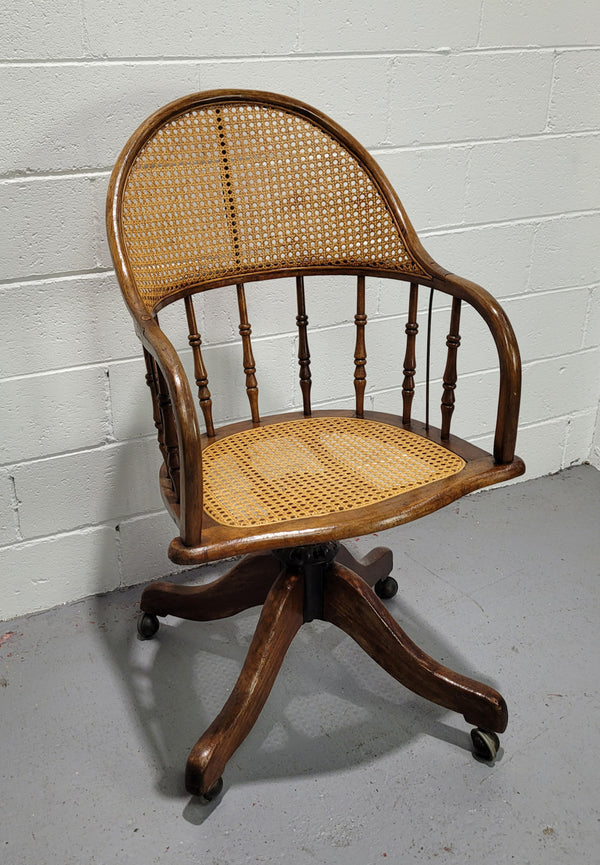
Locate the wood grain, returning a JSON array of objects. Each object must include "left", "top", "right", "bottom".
[
  {"left": 185, "top": 568, "right": 303, "bottom": 796},
  {"left": 324, "top": 562, "right": 508, "bottom": 733}
]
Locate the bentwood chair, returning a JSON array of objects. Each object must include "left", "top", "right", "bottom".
[{"left": 106, "top": 90, "right": 524, "bottom": 800}]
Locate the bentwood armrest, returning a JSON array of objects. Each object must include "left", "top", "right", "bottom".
[{"left": 137, "top": 314, "right": 204, "bottom": 547}]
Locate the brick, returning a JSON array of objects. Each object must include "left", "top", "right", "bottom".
[
  {"left": 479, "top": 0, "right": 600, "bottom": 47},
  {"left": 232, "top": 276, "right": 357, "bottom": 340},
  {"left": 563, "top": 409, "right": 598, "bottom": 468},
  {"left": 145, "top": 276, "right": 336, "bottom": 359},
  {"left": 198, "top": 57, "right": 390, "bottom": 148},
  {"left": 583, "top": 286, "right": 600, "bottom": 349},
  {"left": 13, "top": 440, "right": 163, "bottom": 539},
  {"left": 447, "top": 370, "right": 504, "bottom": 440},
  {"left": 375, "top": 276, "right": 433, "bottom": 319},
  {"left": 109, "top": 333, "right": 298, "bottom": 439},
  {"left": 0, "top": 273, "right": 139, "bottom": 378},
  {"left": 0, "top": 527, "right": 120, "bottom": 621},
  {"left": 374, "top": 145, "right": 470, "bottom": 232},
  {"left": 499, "top": 419, "right": 566, "bottom": 482},
  {"left": 520, "top": 351, "right": 599, "bottom": 426},
  {"left": 91, "top": 173, "right": 114, "bottom": 270},
  {"left": 529, "top": 213, "right": 600, "bottom": 291},
  {"left": 423, "top": 221, "right": 536, "bottom": 299},
  {"left": 0, "top": 177, "right": 96, "bottom": 282},
  {"left": 158, "top": 296, "right": 203, "bottom": 350},
  {"left": 0, "top": 470, "right": 17, "bottom": 546},
  {"left": 311, "top": 394, "right": 357, "bottom": 412},
  {"left": 369, "top": 368, "right": 502, "bottom": 442},
  {"left": 368, "top": 296, "right": 501, "bottom": 386},
  {"left": 188, "top": 281, "right": 298, "bottom": 348},
  {"left": 298, "top": 0, "right": 481, "bottom": 52},
  {"left": 303, "top": 323, "right": 360, "bottom": 406},
  {"left": 0, "top": 64, "right": 200, "bottom": 176},
  {"left": 0, "top": 367, "right": 109, "bottom": 465},
  {"left": 118, "top": 511, "right": 191, "bottom": 586},
  {"left": 0, "top": 0, "right": 84, "bottom": 59},
  {"left": 83, "top": 0, "right": 297, "bottom": 57},
  {"left": 198, "top": 334, "right": 298, "bottom": 425},
  {"left": 470, "top": 417, "right": 567, "bottom": 483},
  {"left": 591, "top": 411, "right": 600, "bottom": 468},
  {"left": 504, "top": 288, "right": 591, "bottom": 362},
  {"left": 389, "top": 52, "right": 552, "bottom": 146},
  {"left": 465, "top": 135, "right": 600, "bottom": 224},
  {"left": 108, "top": 358, "right": 156, "bottom": 441},
  {"left": 549, "top": 51, "right": 600, "bottom": 134}
]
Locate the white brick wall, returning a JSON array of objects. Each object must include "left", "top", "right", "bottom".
[{"left": 1, "top": 0, "right": 599, "bottom": 619}]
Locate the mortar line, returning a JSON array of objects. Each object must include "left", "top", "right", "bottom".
[
  {"left": 2, "top": 45, "right": 600, "bottom": 67},
  {"left": 0, "top": 508, "right": 171, "bottom": 551},
  {"left": 3, "top": 130, "right": 600, "bottom": 185},
  {"left": 0, "top": 267, "right": 114, "bottom": 289}
]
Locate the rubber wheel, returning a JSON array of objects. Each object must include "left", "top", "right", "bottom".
[
  {"left": 374, "top": 576, "right": 398, "bottom": 600},
  {"left": 200, "top": 776, "right": 223, "bottom": 803},
  {"left": 471, "top": 728, "right": 500, "bottom": 761},
  {"left": 137, "top": 612, "right": 160, "bottom": 639}
]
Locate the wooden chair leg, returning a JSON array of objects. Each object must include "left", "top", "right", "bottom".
[
  {"left": 335, "top": 543, "right": 393, "bottom": 587},
  {"left": 185, "top": 568, "right": 304, "bottom": 797},
  {"left": 140, "top": 553, "right": 281, "bottom": 622},
  {"left": 323, "top": 562, "right": 507, "bottom": 734}
]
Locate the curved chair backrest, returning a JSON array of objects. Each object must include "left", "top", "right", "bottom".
[{"left": 107, "top": 90, "right": 431, "bottom": 314}]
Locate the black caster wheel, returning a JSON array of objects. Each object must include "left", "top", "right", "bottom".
[
  {"left": 137, "top": 612, "right": 160, "bottom": 639},
  {"left": 200, "top": 776, "right": 223, "bottom": 803},
  {"left": 471, "top": 728, "right": 500, "bottom": 761},
  {"left": 374, "top": 575, "right": 398, "bottom": 600}
]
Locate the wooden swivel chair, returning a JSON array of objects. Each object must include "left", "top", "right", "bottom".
[{"left": 106, "top": 90, "right": 524, "bottom": 800}]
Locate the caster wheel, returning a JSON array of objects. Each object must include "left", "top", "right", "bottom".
[
  {"left": 137, "top": 612, "right": 160, "bottom": 639},
  {"left": 375, "top": 576, "right": 398, "bottom": 600},
  {"left": 471, "top": 728, "right": 500, "bottom": 761},
  {"left": 200, "top": 776, "right": 223, "bottom": 803}
]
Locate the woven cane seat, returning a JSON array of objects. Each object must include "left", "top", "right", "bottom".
[{"left": 202, "top": 416, "right": 465, "bottom": 528}]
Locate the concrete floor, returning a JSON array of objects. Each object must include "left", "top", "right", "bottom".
[{"left": 1, "top": 465, "right": 599, "bottom": 864}]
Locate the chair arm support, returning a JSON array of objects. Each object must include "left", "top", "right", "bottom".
[
  {"left": 431, "top": 271, "right": 522, "bottom": 465},
  {"left": 136, "top": 314, "right": 204, "bottom": 546}
]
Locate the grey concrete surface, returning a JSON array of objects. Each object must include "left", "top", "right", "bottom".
[{"left": 1, "top": 465, "right": 599, "bottom": 864}]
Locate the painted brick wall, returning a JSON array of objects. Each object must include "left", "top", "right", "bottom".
[{"left": 2, "top": 1, "right": 599, "bottom": 620}]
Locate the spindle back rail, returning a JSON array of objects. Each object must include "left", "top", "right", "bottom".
[{"left": 107, "top": 89, "right": 523, "bottom": 562}]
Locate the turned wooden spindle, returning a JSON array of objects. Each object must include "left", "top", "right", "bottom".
[
  {"left": 425, "top": 288, "right": 434, "bottom": 431},
  {"left": 236, "top": 283, "right": 260, "bottom": 424},
  {"left": 143, "top": 348, "right": 168, "bottom": 469},
  {"left": 185, "top": 295, "right": 215, "bottom": 437},
  {"left": 402, "top": 282, "right": 419, "bottom": 424},
  {"left": 295, "top": 276, "right": 312, "bottom": 416},
  {"left": 441, "top": 297, "right": 462, "bottom": 439},
  {"left": 353, "top": 276, "right": 367, "bottom": 417},
  {"left": 154, "top": 362, "right": 181, "bottom": 499}
]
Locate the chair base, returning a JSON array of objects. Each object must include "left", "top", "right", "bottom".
[{"left": 139, "top": 543, "right": 507, "bottom": 798}]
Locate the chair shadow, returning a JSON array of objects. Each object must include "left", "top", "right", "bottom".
[{"left": 93, "top": 555, "right": 499, "bottom": 821}]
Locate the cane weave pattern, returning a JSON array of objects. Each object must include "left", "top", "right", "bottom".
[
  {"left": 202, "top": 417, "right": 465, "bottom": 528},
  {"left": 121, "top": 100, "right": 426, "bottom": 310}
]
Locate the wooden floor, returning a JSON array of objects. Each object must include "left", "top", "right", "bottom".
[{"left": 1, "top": 464, "right": 598, "bottom": 865}]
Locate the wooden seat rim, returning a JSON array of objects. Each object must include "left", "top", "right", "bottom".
[{"left": 158, "top": 409, "right": 525, "bottom": 565}]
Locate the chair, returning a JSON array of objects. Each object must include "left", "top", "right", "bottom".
[{"left": 106, "top": 90, "right": 524, "bottom": 800}]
